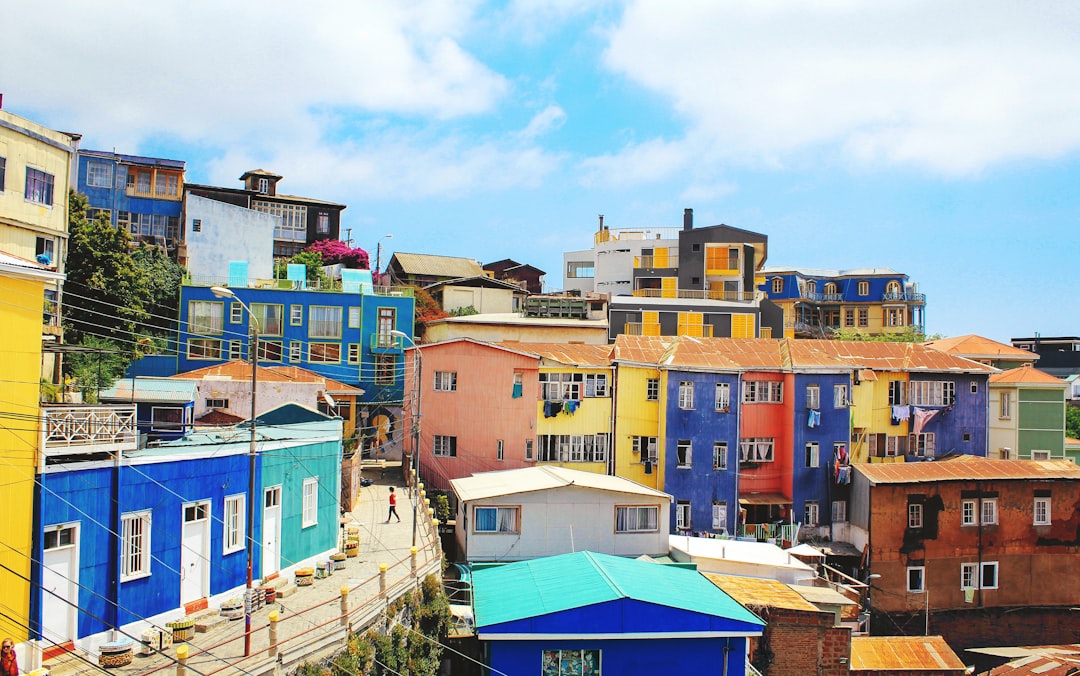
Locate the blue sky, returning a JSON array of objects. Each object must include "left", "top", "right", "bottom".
[{"left": 4, "top": 0, "right": 1079, "bottom": 342}]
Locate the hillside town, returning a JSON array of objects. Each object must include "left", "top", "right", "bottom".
[{"left": 2, "top": 102, "right": 1080, "bottom": 676}]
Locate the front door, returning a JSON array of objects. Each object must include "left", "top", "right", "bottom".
[
  {"left": 262, "top": 486, "right": 282, "bottom": 577},
  {"left": 41, "top": 523, "right": 79, "bottom": 646},
  {"left": 180, "top": 502, "right": 210, "bottom": 605}
]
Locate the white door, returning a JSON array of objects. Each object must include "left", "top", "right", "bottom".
[
  {"left": 41, "top": 523, "right": 78, "bottom": 645},
  {"left": 262, "top": 486, "right": 282, "bottom": 577},
  {"left": 180, "top": 502, "right": 210, "bottom": 605}
]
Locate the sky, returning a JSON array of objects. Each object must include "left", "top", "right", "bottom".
[{"left": 4, "top": 0, "right": 1079, "bottom": 343}]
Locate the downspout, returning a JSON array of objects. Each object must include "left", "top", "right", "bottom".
[
  {"left": 723, "top": 638, "right": 730, "bottom": 676},
  {"left": 734, "top": 372, "right": 743, "bottom": 535},
  {"left": 608, "top": 363, "right": 617, "bottom": 476},
  {"left": 110, "top": 444, "right": 122, "bottom": 640}
]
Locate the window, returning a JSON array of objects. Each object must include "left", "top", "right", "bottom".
[
  {"left": 616, "top": 505, "right": 659, "bottom": 532},
  {"left": 206, "top": 398, "right": 229, "bottom": 409},
  {"left": 676, "top": 440, "right": 692, "bottom": 468},
  {"left": 844, "top": 308, "right": 855, "bottom": 327},
  {"left": 858, "top": 308, "right": 868, "bottom": 327},
  {"left": 35, "top": 236, "right": 54, "bottom": 265},
  {"left": 151, "top": 406, "right": 186, "bottom": 432},
  {"left": 375, "top": 354, "right": 395, "bottom": 384},
  {"left": 713, "top": 442, "right": 728, "bottom": 470},
  {"left": 805, "top": 442, "right": 819, "bottom": 468},
  {"left": 909, "top": 381, "right": 956, "bottom": 407},
  {"left": 377, "top": 307, "right": 396, "bottom": 341},
  {"left": 823, "top": 282, "right": 837, "bottom": 295},
  {"left": 539, "top": 373, "right": 581, "bottom": 400},
  {"left": 772, "top": 277, "right": 783, "bottom": 294},
  {"left": 970, "top": 381, "right": 978, "bottom": 393},
  {"left": 678, "top": 381, "right": 694, "bottom": 409},
  {"left": 886, "top": 307, "right": 905, "bottom": 327},
  {"left": 302, "top": 478, "right": 318, "bottom": 528},
  {"left": 434, "top": 435, "right": 457, "bottom": 457},
  {"left": 347, "top": 306, "right": 361, "bottom": 329},
  {"left": 833, "top": 383, "right": 849, "bottom": 408},
  {"left": 739, "top": 438, "right": 775, "bottom": 463},
  {"left": 525, "top": 439, "right": 534, "bottom": 460},
  {"left": 542, "top": 649, "right": 600, "bottom": 675},
  {"left": 908, "top": 433, "right": 935, "bottom": 457},
  {"left": 907, "top": 566, "right": 925, "bottom": 593},
  {"left": 308, "top": 306, "right": 343, "bottom": 338},
  {"left": 806, "top": 384, "right": 820, "bottom": 409},
  {"left": 226, "top": 340, "right": 242, "bottom": 362},
  {"left": 982, "top": 498, "right": 997, "bottom": 525},
  {"left": 434, "top": 371, "right": 458, "bottom": 392},
  {"left": 43, "top": 524, "right": 75, "bottom": 551},
  {"left": 257, "top": 177, "right": 269, "bottom": 194},
  {"left": 858, "top": 280, "right": 870, "bottom": 296},
  {"left": 962, "top": 561, "right": 999, "bottom": 590},
  {"left": 251, "top": 303, "right": 284, "bottom": 336},
  {"left": 646, "top": 378, "right": 659, "bottom": 401},
  {"left": 309, "top": 343, "right": 341, "bottom": 363},
  {"left": 316, "top": 212, "right": 329, "bottom": 234},
  {"left": 188, "top": 338, "right": 223, "bottom": 360},
  {"left": 189, "top": 301, "right": 224, "bottom": 335},
  {"left": 121, "top": 511, "right": 152, "bottom": 581},
  {"left": 348, "top": 343, "right": 360, "bottom": 364},
  {"left": 566, "top": 261, "right": 595, "bottom": 278},
  {"left": 536, "top": 434, "right": 609, "bottom": 463},
  {"left": 889, "top": 380, "right": 906, "bottom": 406},
  {"left": 289, "top": 341, "right": 302, "bottom": 363},
  {"left": 257, "top": 340, "right": 283, "bottom": 362},
  {"left": 223, "top": 494, "right": 245, "bottom": 554},
  {"left": 715, "top": 383, "right": 730, "bottom": 411},
  {"left": 0, "top": 156, "right": 5, "bottom": 191},
  {"left": 909, "top": 503, "right": 923, "bottom": 528},
  {"left": 743, "top": 380, "right": 783, "bottom": 403},
  {"left": 806, "top": 280, "right": 817, "bottom": 294},
  {"left": 191, "top": 218, "right": 202, "bottom": 233},
  {"left": 584, "top": 374, "right": 608, "bottom": 397},
  {"left": 290, "top": 304, "right": 303, "bottom": 326},
  {"left": 86, "top": 161, "right": 113, "bottom": 187},
  {"left": 713, "top": 501, "right": 728, "bottom": 531},
  {"left": 804, "top": 501, "right": 820, "bottom": 526},
  {"left": 254, "top": 201, "right": 308, "bottom": 240},
  {"left": 1034, "top": 497, "right": 1051, "bottom": 525},
  {"left": 496, "top": 439, "right": 504, "bottom": 461},
  {"left": 632, "top": 436, "right": 658, "bottom": 463},
  {"left": 24, "top": 167, "right": 55, "bottom": 205},
  {"left": 832, "top": 500, "right": 847, "bottom": 523},
  {"left": 155, "top": 172, "right": 179, "bottom": 197},
  {"left": 676, "top": 501, "right": 691, "bottom": 530},
  {"left": 961, "top": 499, "right": 976, "bottom": 525},
  {"left": 474, "top": 506, "right": 519, "bottom": 533},
  {"left": 1031, "top": 449, "right": 1052, "bottom": 460},
  {"left": 999, "top": 392, "right": 1011, "bottom": 418}
]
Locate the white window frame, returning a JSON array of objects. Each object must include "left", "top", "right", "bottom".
[
  {"left": 584, "top": 373, "right": 608, "bottom": 397},
  {"left": 739, "top": 437, "right": 775, "bottom": 463},
  {"left": 678, "top": 381, "right": 694, "bottom": 409},
  {"left": 302, "top": 477, "right": 319, "bottom": 528},
  {"left": 121, "top": 510, "right": 152, "bottom": 581},
  {"left": 907, "top": 566, "right": 925, "bottom": 593},
  {"left": 434, "top": 435, "right": 457, "bottom": 457},
  {"left": 289, "top": 340, "right": 302, "bottom": 363},
  {"left": 676, "top": 440, "right": 692, "bottom": 468},
  {"left": 228, "top": 340, "right": 243, "bottom": 361},
  {"left": 961, "top": 499, "right": 976, "bottom": 526},
  {"left": 715, "top": 382, "right": 730, "bottom": 411},
  {"left": 909, "top": 380, "right": 956, "bottom": 407},
  {"left": 189, "top": 300, "right": 224, "bottom": 335},
  {"left": 804, "top": 501, "right": 820, "bottom": 526},
  {"left": 806, "top": 384, "right": 820, "bottom": 410},
  {"left": 230, "top": 302, "right": 244, "bottom": 324},
  {"left": 743, "top": 380, "right": 783, "bottom": 403},
  {"left": 676, "top": 501, "right": 691, "bottom": 530},
  {"left": 646, "top": 378, "right": 659, "bottom": 401},
  {"left": 308, "top": 305, "right": 343, "bottom": 339},
  {"left": 223, "top": 494, "right": 245, "bottom": 555},
  {"left": 909, "top": 503, "right": 923, "bottom": 529},
  {"left": 833, "top": 383, "right": 849, "bottom": 408},
  {"left": 962, "top": 561, "right": 999, "bottom": 590},
  {"left": 713, "top": 442, "right": 728, "bottom": 470},
  {"left": 909, "top": 432, "right": 935, "bottom": 457},
  {"left": 805, "top": 442, "right": 819, "bottom": 468},
  {"left": 633, "top": 436, "right": 658, "bottom": 463},
  {"left": 858, "top": 280, "right": 870, "bottom": 296},
  {"left": 999, "top": 392, "right": 1011, "bottom": 419},
  {"left": 832, "top": 500, "right": 847, "bottom": 523},
  {"left": 615, "top": 505, "right": 659, "bottom": 533},
  {"left": 348, "top": 343, "right": 361, "bottom": 365},
  {"left": 1031, "top": 449, "right": 1051, "bottom": 460},
  {"left": 981, "top": 498, "right": 998, "bottom": 525},
  {"left": 712, "top": 501, "right": 728, "bottom": 531},
  {"left": 187, "top": 338, "right": 223, "bottom": 360},
  {"left": 434, "top": 371, "right": 457, "bottom": 392},
  {"left": 1034, "top": 497, "right": 1051, "bottom": 525}
]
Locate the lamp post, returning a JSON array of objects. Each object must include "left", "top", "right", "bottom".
[
  {"left": 863, "top": 573, "right": 881, "bottom": 635},
  {"left": 374, "top": 234, "right": 393, "bottom": 279},
  {"left": 210, "top": 286, "right": 259, "bottom": 657},
  {"left": 390, "top": 329, "right": 420, "bottom": 548}
]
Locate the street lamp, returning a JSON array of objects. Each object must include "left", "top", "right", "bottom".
[
  {"left": 210, "top": 286, "right": 259, "bottom": 657},
  {"left": 374, "top": 234, "right": 393, "bottom": 279},
  {"left": 863, "top": 573, "right": 881, "bottom": 635},
  {"left": 390, "top": 329, "right": 420, "bottom": 548}
]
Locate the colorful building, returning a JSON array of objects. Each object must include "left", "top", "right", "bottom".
[
  {"left": 988, "top": 366, "right": 1068, "bottom": 460},
  {"left": 610, "top": 335, "right": 673, "bottom": 492},
  {"left": 761, "top": 267, "right": 927, "bottom": 339}
]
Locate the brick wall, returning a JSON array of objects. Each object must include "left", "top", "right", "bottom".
[{"left": 753, "top": 607, "right": 851, "bottom": 676}]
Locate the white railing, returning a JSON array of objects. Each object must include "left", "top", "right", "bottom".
[{"left": 42, "top": 405, "right": 138, "bottom": 455}]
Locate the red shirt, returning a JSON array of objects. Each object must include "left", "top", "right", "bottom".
[{"left": 389, "top": 492, "right": 397, "bottom": 506}]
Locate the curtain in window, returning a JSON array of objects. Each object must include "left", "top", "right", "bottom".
[
  {"left": 496, "top": 508, "right": 517, "bottom": 533},
  {"left": 476, "top": 508, "right": 496, "bottom": 532}
]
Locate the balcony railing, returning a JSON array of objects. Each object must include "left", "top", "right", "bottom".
[
  {"left": 799, "top": 292, "right": 845, "bottom": 303},
  {"left": 632, "top": 288, "right": 761, "bottom": 302},
  {"left": 370, "top": 333, "right": 405, "bottom": 350},
  {"left": 634, "top": 255, "right": 679, "bottom": 269},
  {"left": 42, "top": 405, "right": 137, "bottom": 456},
  {"left": 882, "top": 291, "right": 926, "bottom": 303}
]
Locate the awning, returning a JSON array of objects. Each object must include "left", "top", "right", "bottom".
[{"left": 738, "top": 493, "right": 792, "bottom": 506}]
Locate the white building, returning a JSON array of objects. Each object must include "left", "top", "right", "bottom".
[{"left": 668, "top": 535, "right": 818, "bottom": 585}]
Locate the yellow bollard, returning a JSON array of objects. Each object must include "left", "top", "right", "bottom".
[
  {"left": 411, "top": 545, "right": 418, "bottom": 573},
  {"left": 340, "top": 586, "right": 350, "bottom": 628},
  {"left": 379, "top": 562, "right": 388, "bottom": 594},
  {"left": 176, "top": 644, "right": 189, "bottom": 676},
  {"left": 268, "top": 609, "right": 279, "bottom": 659}
]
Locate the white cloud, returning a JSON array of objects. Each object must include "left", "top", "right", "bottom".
[
  {"left": 519, "top": 105, "right": 567, "bottom": 139},
  {"left": 600, "top": 0, "right": 1080, "bottom": 176}
]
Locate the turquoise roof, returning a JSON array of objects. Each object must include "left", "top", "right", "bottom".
[
  {"left": 472, "top": 551, "right": 764, "bottom": 629},
  {"left": 99, "top": 377, "right": 199, "bottom": 403}
]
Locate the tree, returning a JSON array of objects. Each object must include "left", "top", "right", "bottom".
[
  {"left": 131, "top": 243, "right": 185, "bottom": 340},
  {"left": 410, "top": 285, "right": 448, "bottom": 336},
  {"left": 832, "top": 326, "right": 942, "bottom": 343},
  {"left": 63, "top": 335, "right": 131, "bottom": 403},
  {"left": 1067, "top": 405, "right": 1080, "bottom": 440},
  {"left": 274, "top": 250, "right": 328, "bottom": 286},
  {"left": 304, "top": 239, "right": 369, "bottom": 269}
]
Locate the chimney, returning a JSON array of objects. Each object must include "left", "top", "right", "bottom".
[
  {"left": 598, "top": 214, "right": 604, "bottom": 232},
  {"left": 683, "top": 208, "right": 693, "bottom": 231}
]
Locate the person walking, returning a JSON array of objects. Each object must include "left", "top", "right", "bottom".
[
  {"left": 1, "top": 638, "right": 18, "bottom": 676},
  {"left": 386, "top": 486, "right": 401, "bottom": 523}
]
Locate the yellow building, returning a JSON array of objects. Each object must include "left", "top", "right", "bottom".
[
  {"left": 0, "top": 253, "right": 65, "bottom": 644},
  {"left": 611, "top": 336, "right": 674, "bottom": 490}
]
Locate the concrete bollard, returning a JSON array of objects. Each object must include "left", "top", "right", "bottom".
[
  {"left": 268, "top": 609, "right": 279, "bottom": 659},
  {"left": 340, "top": 586, "right": 350, "bottom": 628},
  {"left": 411, "top": 545, "right": 418, "bottom": 573},
  {"left": 379, "top": 562, "right": 387, "bottom": 595},
  {"left": 176, "top": 644, "right": 188, "bottom": 676}
]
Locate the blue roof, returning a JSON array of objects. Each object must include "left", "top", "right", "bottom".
[{"left": 472, "top": 551, "right": 764, "bottom": 629}]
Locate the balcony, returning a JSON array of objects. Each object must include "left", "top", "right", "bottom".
[
  {"left": 634, "top": 254, "right": 679, "bottom": 269},
  {"left": 632, "top": 288, "right": 761, "bottom": 302},
  {"left": 799, "top": 292, "right": 845, "bottom": 303},
  {"left": 882, "top": 291, "right": 926, "bottom": 303},
  {"left": 42, "top": 405, "right": 137, "bottom": 456},
  {"left": 370, "top": 333, "right": 405, "bottom": 351}
]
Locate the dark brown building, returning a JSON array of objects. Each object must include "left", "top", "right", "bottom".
[{"left": 483, "top": 258, "right": 546, "bottom": 294}]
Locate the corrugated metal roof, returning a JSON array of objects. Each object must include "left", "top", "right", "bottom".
[
  {"left": 507, "top": 342, "right": 613, "bottom": 366},
  {"left": 789, "top": 584, "right": 858, "bottom": 607},
  {"left": 451, "top": 465, "right": 669, "bottom": 502},
  {"left": 855, "top": 455, "right": 1080, "bottom": 485},
  {"left": 391, "top": 252, "right": 484, "bottom": 278},
  {"left": 850, "top": 636, "right": 966, "bottom": 672},
  {"left": 986, "top": 653, "right": 1080, "bottom": 676},
  {"left": 668, "top": 535, "right": 815, "bottom": 571},
  {"left": 801, "top": 339, "right": 997, "bottom": 373},
  {"left": 473, "top": 551, "right": 765, "bottom": 629},
  {"left": 172, "top": 361, "right": 362, "bottom": 393},
  {"left": 704, "top": 573, "right": 821, "bottom": 613},
  {"left": 611, "top": 335, "right": 676, "bottom": 365},
  {"left": 99, "top": 378, "right": 199, "bottom": 403},
  {"left": 924, "top": 334, "right": 1038, "bottom": 362},
  {"left": 989, "top": 366, "right": 1067, "bottom": 386}
]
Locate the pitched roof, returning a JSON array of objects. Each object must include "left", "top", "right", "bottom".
[
  {"left": 668, "top": 535, "right": 816, "bottom": 572},
  {"left": 423, "top": 275, "right": 524, "bottom": 292},
  {"left": 99, "top": 378, "right": 199, "bottom": 403},
  {"left": 761, "top": 266, "right": 903, "bottom": 278},
  {"left": 504, "top": 342, "right": 613, "bottom": 367},
  {"left": 611, "top": 335, "right": 676, "bottom": 365},
  {"left": 390, "top": 252, "right": 484, "bottom": 279},
  {"left": 704, "top": 573, "right": 821, "bottom": 613},
  {"left": 662, "top": 337, "right": 855, "bottom": 371},
  {"left": 989, "top": 366, "right": 1067, "bottom": 386},
  {"left": 925, "top": 334, "right": 1039, "bottom": 362},
  {"left": 801, "top": 339, "right": 997, "bottom": 373},
  {"left": 472, "top": 551, "right": 765, "bottom": 629},
  {"left": 451, "top": 465, "right": 669, "bottom": 502},
  {"left": 172, "top": 361, "right": 362, "bottom": 393},
  {"left": 850, "top": 636, "right": 966, "bottom": 672},
  {"left": 856, "top": 455, "right": 1080, "bottom": 485}
]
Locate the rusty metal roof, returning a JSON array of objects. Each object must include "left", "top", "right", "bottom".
[
  {"left": 704, "top": 573, "right": 821, "bottom": 613},
  {"left": 986, "top": 653, "right": 1080, "bottom": 676},
  {"left": 803, "top": 339, "right": 997, "bottom": 373},
  {"left": 611, "top": 335, "right": 675, "bottom": 365},
  {"left": 506, "top": 342, "right": 613, "bottom": 367},
  {"left": 989, "top": 366, "right": 1067, "bottom": 386},
  {"left": 924, "top": 334, "right": 1038, "bottom": 362},
  {"left": 850, "top": 636, "right": 966, "bottom": 672},
  {"left": 173, "top": 361, "right": 362, "bottom": 393},
  {"left": 856, "top": 455, "right": 1080, "bottom": 485},
  {"left": 390, "top": 252, "right": 484, "bottom": 278}
]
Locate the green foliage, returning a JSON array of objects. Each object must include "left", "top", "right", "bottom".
[
  {"left": 832, "top": 326, "right": 941, "bottom": 343},
  {"left": 274, "top": 250, "right": 329, "bottom": 287},
  {"left": 63, "top": 336, "right": 129, "bottom": 403},
  {"left": 130, "top": 243, "right": 185, "bottom": 339},
  {"left": 40, "top": 378, "right": 61, "bottom": 404},
  {"left": 1066, "top": 405, "right": 1080, "bottom": 440},
  {"left": 411, "top": 285, "right": 448, "bottom": 335},
  {"left": 433, "top": 493, "right": 451, "bottom": 522},
  {"left": 448, "top": 305, "right": 479, "bottom": 317}
]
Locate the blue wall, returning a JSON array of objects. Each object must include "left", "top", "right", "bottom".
[
  {"left": 791, "top": 374, "right": 852, "bottom": 527},
  {"left": 662, "top": 372, "right": 740, "bottom": 533},
  {"left": 760, "top": 272, "right": 909, "bottom": 302},
  {"left": 908, "top": 373, "right": 989, "bottom": 459},
  {"left": 76, "top": 153, "right": 184, "bottom": 231}
]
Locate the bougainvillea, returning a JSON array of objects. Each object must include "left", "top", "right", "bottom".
[{"left": 304, "top": 239, "right": 370, "bottom": 269}]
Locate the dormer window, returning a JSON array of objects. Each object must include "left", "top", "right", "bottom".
[
  {"left": 823, "top": 282, "right": 838, "bottom": 295},
  {"left": 858, "top": 280, "right": 870, "bottom": 296},
  {"left": 257, "top": 178, "right": 269, "bottom": 194},
  {"left": 806, "top": 280, "right": 817, "bottom": 294},
  {"left": 771, "top": 278, "right": 783, "bottom": 294}
]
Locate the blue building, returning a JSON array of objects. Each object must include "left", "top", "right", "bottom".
[
  {"left": 33, "top": 407, "right": 341, "bottom": 652},
  {"left": 472, "top": 551, "right": 764, "bottom": 676},
  {"left": 76, "top": 150, "right": 185, "bottom": 254},
  {"left": 98, "top": 377, "right": 199, "bottom": 442}
]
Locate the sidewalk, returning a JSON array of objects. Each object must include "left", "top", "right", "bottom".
[{"left": 45, "top": 472, "right": 441, "bottom": 676}]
